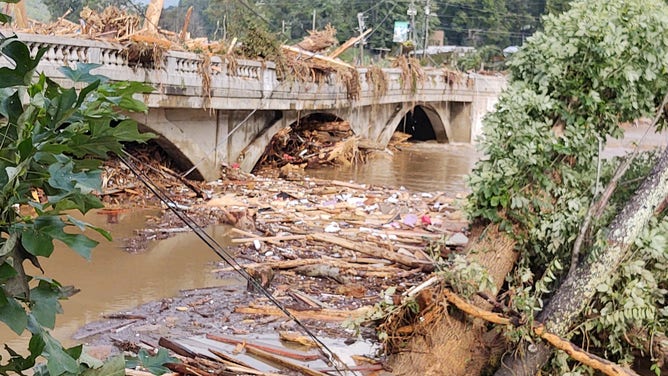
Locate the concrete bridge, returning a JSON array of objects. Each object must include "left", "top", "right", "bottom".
[{"left": 8, "top": 33, "right": 506, "bottom": 180}]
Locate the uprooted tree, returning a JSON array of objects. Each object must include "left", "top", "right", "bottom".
[{"left": 384, "top": 0, "right": 668, "bottom": 375}]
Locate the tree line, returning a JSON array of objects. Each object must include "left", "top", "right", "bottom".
[{"left": 41, "top": 0, "right": 576, "bottom": 52}]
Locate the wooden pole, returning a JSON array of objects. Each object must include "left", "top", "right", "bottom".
[
  {"left": 179, "top": 6, "right": 193, "bottom": 41},
  {"left": 144, "top": 0, "right": 164, "bottom": 34},
  {"left": 13, "top": 1, "right": 27, "bottom": 29}
]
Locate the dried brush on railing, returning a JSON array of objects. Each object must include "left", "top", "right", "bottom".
[
  {"left": 392, "top": 55, "right": 425, "bottom": 94},
  {"left": 365, "top": 66, "right": 388, "bottom": 99}
]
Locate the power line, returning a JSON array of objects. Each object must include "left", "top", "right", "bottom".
[{"left": 119, "top": 151, "right": 353, "bottom": 375}]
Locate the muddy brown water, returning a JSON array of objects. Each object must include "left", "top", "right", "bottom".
[
  {"left": 306, "top": 142, "right": 480, "bottom": 193},
  {"left": 1, "top": 210, "right": 241, "bottom": 351},
  {"left": 2, "top": 126, "right": 665, "bottom": 358}
]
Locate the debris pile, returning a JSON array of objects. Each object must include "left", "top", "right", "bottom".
[
  {"left": 83, "top": 147, "right": 472, "bottom": 374},
  {"left": 253, "top": 116, "right": 366, "bottom": 175},
  {"left": 79, "top": 6, "right": 142, "bottom": 40},
  {"left": 296, "top": 24, "right": 338, "bottom": 53}
]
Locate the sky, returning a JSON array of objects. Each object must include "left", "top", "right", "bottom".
[{"left": 135, "top": 0, "right": 181, "bottom": 8}]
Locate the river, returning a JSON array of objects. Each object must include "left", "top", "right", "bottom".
[
  {"left": 0, "top": 141, "right": 479, "bottom": 354},
  {"left": 2, "top": 124, "right": 664, "bottom": 355}
]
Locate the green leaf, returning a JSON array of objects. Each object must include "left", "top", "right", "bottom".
[
  {"left": 22, "top": 228, "right": 54, "bottom": 257},
  {"left": 59, "top": 64, "right": 108, "bottom": 84},
  {"left": 30, "top": 280, "right": 64, "bottom": 329},
  {"left": 104, "top": 120, "right": 155, "bottom": 143},
  {"left": 80, "top": 355, "right": 125, "bottom": 376},
  {"left": 0, "top": 262, "right": 18, "bottom": 281},
  {"left": 67, "top": 215, "right": 112, "bottom": 241},
  {"left": 21, "top": 216, "right": 99, "bottom": 259},
  {"left": 0, "top": 295, "right": 27, "bottom": 334},
  {"left": 0, "top": 40, "right": 46, "bottom": 88},
  {"left": 47, "top": 87, "right": 78, "bottom": 129},
  {"left": 48, "top": 159, "right": 102, "bottom": 194},
  {"left": 53, "top": 233, "right": 98, "bottom": 260},
  {"left": 0, "top": 90, "right": 22, "bottom": 127},
  {"left": 125, "top": 348, "right": 178, "bottom": 375},
  {"left": 41, "top": 330, "right": 80, "bottom": 376}
]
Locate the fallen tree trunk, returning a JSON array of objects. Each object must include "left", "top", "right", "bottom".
[
  {"left": 495, "top": 144, "right": 668, "bottom": 375},
  {"left": 389, "top": 225, "right": 519, "bottom": 375}
]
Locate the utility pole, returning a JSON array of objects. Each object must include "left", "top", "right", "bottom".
[
  {"left": 312, "top": 9, "right": 316, "bottom": 31},
  {"left": 408, "top": 0, "right": 417, "bottom": 44},
  {"left": 357, "top": 12, "right": 367, "bottom": 65},
  {"left": 423, "top": 0, "right": 430, "bottom": 58}
]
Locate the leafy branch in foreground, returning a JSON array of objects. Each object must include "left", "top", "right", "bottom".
[{"left": 0, "top": 29, "right": 154, "bottom": 375}]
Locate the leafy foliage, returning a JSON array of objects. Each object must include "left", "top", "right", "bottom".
[
  {"left": 0, "top": 12, "right": 154, "bottom": 374},
  {"left": 466, "top": 0, "right": 668, "bottom": 372},
  {"left": 125, "top": 348, "right": 177, "bottom": 375}
]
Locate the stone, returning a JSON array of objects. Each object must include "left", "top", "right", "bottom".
[{"left": 446, "top": 232, "right": 469, "bottom": 247}]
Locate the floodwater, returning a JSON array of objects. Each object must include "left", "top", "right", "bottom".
[
  {"left": 306, "top": 142, "right": 481, "bottom": 193},
  {"left": 1, "top": 209, "right": 240, "bottom": 351},
  {"left": 2, "top": 123, "right": 665, "bottom": 356}
]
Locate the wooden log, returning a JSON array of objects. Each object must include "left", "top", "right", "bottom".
[
  {"left": 241, "top": 346, "right": 330, "bottom": 376},
  {"left": 158, "top": 337, "right": 197, "bottom": 358},
  {"left": 13, "top": 1, "right": 27, "bottom": 29},
  {"left": 211, "top": 257, "right": 396, "bottom": 273},
  {"left": 308, "top": 232, "right": 432, "bottom": 270},
  {"left": 179, "top": 6, "right": 193, "bottom": 41},
  {"left": 207, "top": 347, "right": 256, "bottom": 370},
  {"left": 231, "top": 235, "right": 307, "bottom": 244},
  {"left": 328, "top": 28, "right": 373, "bottom": 59},
  {"left": 233, "top": 304, "right": 369, "bottom": 322},
  {"left": 442, "top": 288, "right": 640, "bottom": 376},
  {"left": 205, "top": 334, "right": 322, "bottom": 361},
  {"left": 144, "top": 0, "right": 164, "bottom": 33}
]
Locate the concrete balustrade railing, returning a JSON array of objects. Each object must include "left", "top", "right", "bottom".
[{"left": 1, "top": 32, "right": 504, "bottom": 111}]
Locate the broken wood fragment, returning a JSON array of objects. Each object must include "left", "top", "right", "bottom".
[
  {"left": 233, "top": 304, "right": 369, "bottom": 322},
  {"left": 328, "top": 28, "right": 373, "bottom": 59},
  {"left": 308, "top": 232, "right": 433, "bottom": 270},
  {"left": 205, "top": 334, "right": 322, "bottom": 361},
  {"left": 278, "top": 331, "right": 318, "bottom": 348},
  {"left": 158, "top": 337, "right": 197, "bottom": 358}
]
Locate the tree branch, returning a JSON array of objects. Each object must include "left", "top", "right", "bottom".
[{"left": 442, "top": 288, "right": 640, "bottom": 376}]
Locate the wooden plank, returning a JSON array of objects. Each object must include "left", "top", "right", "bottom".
[
  {"left": 231, "top": 235, "right": 307, "bottom": 244},
  {"left": 281, "top": 45, "right": 355, "bottom": 71},
  {"left": 328, "top": 28, "right": 373, "bottom": 59},
  {"left": 242, "top": 346, "right": 329, "bottom": 376},
  {"left": 234, "top": 304, "right": 369, "bottom": 322},
  {"left": 205, "top": 334, "right": 321, "bottom": 361}
]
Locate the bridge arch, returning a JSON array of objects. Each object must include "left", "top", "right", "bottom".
[
  {"left": 238, "top": 111, "right": 351, "bottom": 172},
  {"left": 396, "top": 105, "right": 448, "bottom": 142},
  {"left": 128, "top": 120, "right": 208, "bottom": 180}
]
